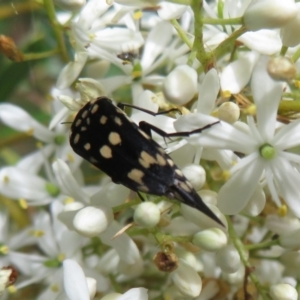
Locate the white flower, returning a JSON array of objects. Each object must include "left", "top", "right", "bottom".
[
  {"left": 270, "top": 283, "right": 298, "bottom": 300},
  {"left": 279, "top": 228, "right": 300, "bottom": 249},
  {"left": 243, "top": 0, "right": 297, "bottom": 31},
  {"left": 163, "top": 65, "right": 198, "bottom": 105},
  {"left": 171, "top": 259, "right": 202, "bottom": 297},
  {"left": 281, "top": 3, "right": 300, "bottom": 47},
  {"left": 73, "top": 206, "right": 114, "bottom": 237},
  {"left": 63, "top": 259, "right": 93, "bottom": 300},
  {"left": 216, "top": 244, "right": 241, "bottom": 274},
  {"left": 181, "top": 164, "right": 206, "bottom": 191},
  {"left": 174, "top": 56, "right": 300, "bottom": 217},
  {"left": 71, "top": 0, "right": 143, "bottom": 55},
  {"left": 217, "top": 102, "right": 240, "bottom": 124},
  {"left": 203, "top": 0, "right": 282, "bottom": 55},
  {"left": 192, "top": 228, "right": 228, "bottom": 251},
  {"left": 133, "top": 202, "right": 161, "bottom": 228},
  {"left": 0, "top": 165, "right": 61, "bottom": 206},
  {"left": 100, "top": 287, "right": 148, "bottom": 300},
  {"left": 220, "top": 52, "right": 259, "bottom": 95}
]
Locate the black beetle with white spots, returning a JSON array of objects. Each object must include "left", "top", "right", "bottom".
[{"left": 70, "top": 96, "right": 223, "bottom": 226}]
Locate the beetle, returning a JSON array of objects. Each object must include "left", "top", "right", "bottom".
[{"left": 69, "top": 96, "right": 223, "bottom": 226}]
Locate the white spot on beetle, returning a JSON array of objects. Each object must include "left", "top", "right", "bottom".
[
  {"left": 109, "top": 132, "right": 121, "bottom": 145},
  {"left": 167, "top": 159, "right": 174, "bottom": 167},
  {"left": 156, "top": 154, "right": 166, "bottom": 166},
  {"left": 100, "top": 145, "right": 112, "bottom": 159},
  {"left": 175, "top": 169, "right": 184, "bottom": 177},
  {"left": 91, "top": 104, "right": 99, "bottom": 114},
  {"left": 73, "top": 133, "right": 80, "bottom": 144},
  {"left": 139, "top": 151, "right": 157, "bottom": 168},
  {"left": 81, "top": 110, "right": 88, "bottom": 118},
  {"left": 75, "top": 119, "right": 82, "bottom": 127},
  {"left": 84, "top": 143, "right": 91, "bottom": 150},
  {"left": 114, "top": 117, "right": 122, "bottom": 126},
  {"left": 178, "top": 181, "right": 191, "bottom": 192},
  {"left": 128, "top": 169, "right": 144, "bottom": 185},
  {"left": 138, "top": 129, "right": 151, "bottom": 139},
  {"left": 100, "top": 116, "right": 108, "bottom": 124}
]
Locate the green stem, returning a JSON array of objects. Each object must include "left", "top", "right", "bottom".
[
  {"left": 280, "top": 46, "right": 288, "bottom": 56},
  {"left": 251, "top": 255, "right": 279, "bottom": 261},
  {"left": 214, "top": 26, "right": 248, "bottom": 59},
  {"left": 43, "top": 0, "right": 69, "bottom": 62},
  {"left": 191, "top": 0, "right": 213, "bottom": 71},
  {"left": 279, "top": 99, "right": 300, "bottom": 113},
  {"left": 154, "top": 231, "right": 192, "bottom": 245},
  {"left": 292, "top": 47, "right": 300, "bottom": 62},
  {"left": 166, "top": 0, "right": 191, "bottom": 5},
  {"left": 23, "top": 49, "right": 59, "bottom": 61},
  {"left": 226, "top": 216, "right": 271, "bottom": 300},
  {"left": 170, "top": 19, "right": 193, "bottom": 50},
  {"left": 113, "top": 199, "right": 141, "bottom": 213},
  {"left": 245, "top": 239, "right": 279, "bottom": 251},
  {"left": 203, "top": 17, "right": 242, "bottom": 26}
]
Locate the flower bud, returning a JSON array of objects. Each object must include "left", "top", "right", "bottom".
[
  {"left": 181, "top": 203, "right": 227, "bottom": 230},
  {"left": 0, "top": 35, "right": 23, "bottom": 61},
  {"left": 270, "top": 283, "right": 298, "bottom": 300},
  {"left": 198, "top": 190, "right": 218, "bottom": 206},
  {"left": 192, "top": 228, "right": 227, "bottom": 251},
  {"left": 77, "top": 78, "right": 106, "bottom": 104},
  {"left": 243, "top": 0, "right": 297, "bottom": 31},
  {"left": 158, "top": 2, "right": 187, "bottom": 20},
  {"left": 134, "top": 202, "right": 160, "bottom": 228},
  {"left": 222, "top": 265, "right": 245, "bottom": 285},
  {"left": 216, "top": 244, "right": 241, "bottom": 273},
  {"left": 279, "top": 228, "right": 300, "bottom": 249},
  {"left": 100, "top": 293, "right": 122, "bottom": 300},
  {"left": 181, "top": 164, "right": 206, "bottom": 191},
  {"left": 177, "top": 249, "right": 204, "bottom": 272},
  {"left": 266, "top": 215, "right": 300, "bottom": 235},
  {"left": 73, "top": 206, "right": 113, "bottom": 237},
  {"left": 218, "top": 102, "right": 240, "bottom": 124},
  {"left": 281, "top": 3, "right": 300, "bottom": 47},
  {"left": 171, "top": 259, "right": 202, "bottom": 297},
  {"left": 267, "top": 57, "right": 297, "bottom": 81},
  {"left": 56, "top": 52, "right": 88, "bottom": 89},
  {"left": 86, "top": 277, "right": 97, "bottom": 299},
  {"left": 163, "top": 65, "right": 197, "bottom": 105}
]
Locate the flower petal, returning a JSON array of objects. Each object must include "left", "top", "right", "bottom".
[
  {"left": 271, "top": 156, "right": 300, "bottom": 218},
  {"left": 273, "top": 119, "right": 300, "bottom": 150},
  {"left": 220, "top": 52, "right": 259, "bottom": 94},
  {"left": 141, "top": 21, "right": 173, "bottom": 72},
  {"left": 63, "top": 259, "right": 89, "bottom": 300},
  {"left": 174, "top": 113, "right": 256, "bottom": 153},
  {"left": 251, "top": 56, "right": 284, "bottom": 141},
  {"left": 197, "top": 68, "right": 220, "bottom": 115},
  {"left": 118, "top": 287, "right": 148, "bottom": 300},
  {"left": 218, "top": 157, "right": 264, "bottom": 214},
  {"left": 0, "top": 104, "right": 54, "bottom": 143},
  {"left": 56, "top": 52, "right": 88, "bottom": 89},
  {"left": 238, "top": 30, "right": 282, "bottom": 55},
  {"left": 52, "top": 159, "right": 90, "bottom": 203}
]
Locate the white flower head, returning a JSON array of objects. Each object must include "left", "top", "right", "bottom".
[{"left": 175, "top": 56, "right": 300, "bottom": 217}]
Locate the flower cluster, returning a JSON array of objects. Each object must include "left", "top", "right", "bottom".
[{"left": 2, "top": 0, "right": 300, "bottom": 299}]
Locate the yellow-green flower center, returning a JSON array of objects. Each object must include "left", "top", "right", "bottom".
[{"left": 259, "top": 144, "right": 276, "bottom": 160}]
